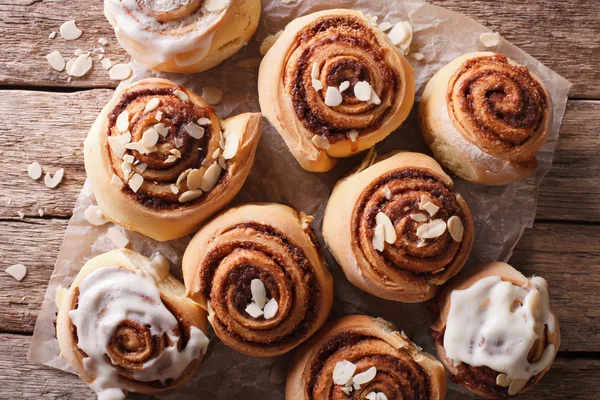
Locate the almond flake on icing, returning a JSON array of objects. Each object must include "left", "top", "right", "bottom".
[
  {"left": 46, "top": 51, "right": 65, "bottom": 71},
  {"left": 376, "top": 212, "right": 397, "bottom": 244},
  {"left": 110, "top": 174, "right": 124, "bottom": 189},
  {"left": 107, "top": 227, "right": 129, "bottom": 248},
  {"left": 59, "top": 20, "right": 82, "bottom": 40},
  {"left": 324, "top": 86, "right": 343, "bottom": 107},
  {"left": 44, "top": 168, "right": 64, "bottom": 188},
  {"left": 84, "top": 205, "right": 108, "bottom": 226},
  {"left": 174, "top": 89, "right": 189, "bottom": 102},
  {"left": 372, "top": 223, "right": 385, "bottom": 252},
  {"left": 144, "top": 98, "right": 160, "bottom": 113},
  {"left": 27, "top": 161, "right": 43, "bottom": 180},
  {"left": 480, "top": 32, "right": 501, "bottom": 47},
  {"left": 416, "top": 219, "right": 446, "bottom": 239},
  {"left": 202, "top": 87, "right": 223, "bottom": 105},
  {"left": 311, "top": 135, "right": 330, "bottom": 150},
  {"left": 185, "top": 122, "right": 205, "bottom": 139},
  {"left": 116, "top": 111, "right": 129, "bottom": 132},
  {"left": 354, "top": 81, "right": 372, "bottom": 101},
  {"left": 333, "top": 360, "right": 356, "bottom": 386},
  {"left": 447, "top": 216, "right": 464, "bottom": 242},
  {"left": 200, "top": 164, "right": 222, "bottom": 192},
  {"left": 348, "top": 129, "right": 359, "bottom": 142},
  {"left": 178, "top": 189, "right": 203, "bottom": 203},
  {"left": 109, "top": 63, "right": 132, "bottom": 81},
  {"left": 5, "top": 264, "right": 27, "bottom": 281},
  {"left": 128, "top": 173, "right": 144, "bottom": 193}
]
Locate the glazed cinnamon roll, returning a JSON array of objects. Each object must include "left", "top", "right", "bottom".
[
  {"left": 56, "top": 249, "right": 209, "bottom": 399},
  {"left": 322, "top": 151, "right": 474, "bottom": 303},
  {"left": 258, "top": 9, "right": 415, "bottom": 172},
  {"left": 84, "top": 78, "right": 261, "bottom": 241},
  {"left": 104, "top": 0, "right": 261, "bottom": 73},
  {"left": 419, "top": 52, "right": 552, "bottom": 185},
  {"left": 182, "top": 203, "right": 334, "bottom": 357},
  {"left": 432, "top": 262, "right": 560, "bottom": 399},
  {"left": 287, "top": 315, "right": 446, "bottom": 400}
]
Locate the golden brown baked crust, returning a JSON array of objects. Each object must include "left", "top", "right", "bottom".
[
  {"left": 56, "top": 249, "right": 209, "bottom": 396},
  {"left": 84, "top": 78, "right": 261, "bottom": 241},
  {"left": 419, "top": 52, "right": 552, "bottom": 185},
  {"left": 431, "top": 262, "right": 561, "bottom": 399},
  {"left": 104, "top": 0, "right": 261, "bottom": 73},
  {"left": 258, "top": 9, "right": 414, "bottom": 172},
  {"left": 322, "top": 151, "right": 474, "bottom": 302},
  {"left": 286, "top": 315, "right": 446, "bottom": 400},
  {"left": 182, "top": 203, "right": 334, "bottom": 357}
]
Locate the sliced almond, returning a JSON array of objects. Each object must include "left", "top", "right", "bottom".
[
  {"left": 136, "top": 163, "right": 147, "bottom": 173},
  {"left": 116, "top": 111, "right": 130, "bottom": 132},
  {"left": 416, "top": 219, "right": 447, "bottom": 239},
  {"left": 186, "top": 169, "right": 203, "bottom": 190},
  {"left": 312, "top": 135, "right": 330, "bottom": 150},
  {"left": 324, "top": 86, "right": 343, "bottom": 107},
  {"left": 223, "top": 133, "right": 239, "bottom": 160},
  {"left": 408, "top": 52, "right": 425, "bottom": 61},
  {"left": 372, "top": 223, "right": 385, "bottom": 252},
  {"left": 5, "top": 264, "right": 27, "bottom": 281},
  {"left": 378, "top": 21, "right": 393, "bottom": 32},
  {"left": 154, "top": 122, "right": 168, "bottom": 137},
  {"left": 125, "top": 141, "right": 157, "bottom": 154},
  {"left": 339, "top": 81, "right": 350, "bottom": 92},
  {"left": 204, "top": 0, "right": 227, "bottom": 12},
  {"left": 44, "top": 168, "right": 64, "bottom": 188},
  {"left": 178, "top": 189, "right": 203, "bottom": 203},
  {"left": 354, "top": 81, "right": 372, "bottom": 101},
  {"left": 67, "top": 54, "right": 92, "bottom": 77},
  {"left": 46, "top": 51, "right": 65, "bottom": 71},
  {"left": 110, "top": 173, "right": 124, "bottom": 189},
  {"left": 17, "top": 211, "right": 24, "bottom": 219},
  {"left": 170, "top": 149, "right": 182, "bottom": 158},
  {"left": 84, "top": 205, "right": 108, "bottom": 226},
  {"left": 352, "top": 366, "right": 377, "bottom": 385},
  {"left": 144, "top": 98, "right": 160, "bottom": 113},
  {"left": 156, "top": 111, "right": 163, "bottom": 121},
  {"left": 422, "top": 201, "right": 440, "bottom": 216},
  {"left": 197, "top": 117, "right": 212, "bottom": 125},
  {"left": 177, "top": 169, "right": 193, "bottom": 185},
  {"left": 496, "top": 373, "right": 509, "bottom": 387},
  {"left": 419, "top": 195, "right": 434, "bottom": 210},
  {"left": 410, "top": 213, "right": 428, "bottom": 222},
  {"left": 128, "top": 173, "right": 144, "bottom": 193},
  {"left": 311, "top": 62, "right": 320, "bottom": 80},
  {"left": 200, "top": 164, "right": 222, "bottom": 192},
  {"left": 368, "top": 89, "right": 381, "bottom": 105},
  {"left": 109, "top": 63, "right": 132, "bottom": 81},
  {"left": 174, "top": 89, "right": 189, "bottom": 102},
  {"left": 59, "top": 20, "right": 82, "bottom": 40},
  {"left": 27, "top": 161, "right": 42, "bottom": 180},
  {"left": 245, "top": 302, "right": 264, "bottom": 318},
  {"left": 251, "top": 279, "right": 267, "bottom": 308},
  {"left": 185, "top": 121, "right": 205, "bottom": 139},
  {"left": 38, "top": 209, "right": 44, "bottom": 217},
  {"left": 376, "top": 212, "right": 397, "bottom": 244},
  {"left": 480, "top": 32, "right": 501, "bottom": 48},
  {"left": 508, "top": 379, "right": 528, "bottom": 395},
  {"left": 447, "top": 215, "right": 464, "bottom": 242},
  {"left": 73, "top": 49, "right": 85, "bottom": 56},
  {"left": 263, "top": 298, "right": 278, "bottom": 319},
  {"left": 170, "top": 184, "right": 179, "bottom": 194},
  {"left": 202, "top": 87, "right": 223, "bottom": 105},
  {"left": 98, "top": 37, "right": 108, "bottom": 45},
  {"left": 49, "top": 31, "right": 57, "bottom": 39},
  {"left": 141, "top": 127, "right": 159, "bottom": 148},
  {"left": 348, "top": 129, "right": 359, "bottom": 142},
  {"left": 366, "top": 393, "right": 377, "bottom": 400},
  {"left": 107, "top": 227, "right": 129, "bottom": 249},
  {"left": 312, "top": 79, "right": 323, "bottom": 92},
  {"left": 332, "top": 360, "right": 356, "bottom": 386},
  {"left": 416, "top": 240, "right": 428, "bottom": 248}
]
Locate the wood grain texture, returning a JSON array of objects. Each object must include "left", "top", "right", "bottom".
[
  {"left": 0, "top": 333, "right": 597, "bottom": 399},
  {"left": 2, "top": 90, "right": 599, "bottom": 221},
  {"left": 0, "top": 0, "right": 599, "bottom": 97},
  {"left": 0, "top": 219, "right": 598, "bottom": 352}
]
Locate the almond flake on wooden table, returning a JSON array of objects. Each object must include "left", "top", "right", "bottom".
[
  {"left": 27, "top": 161, "right": 43, "bottom": 180},
  {"left": 17, "top": 211, "right": 25, "bottom": 219},
  {"left": 37, "top": 209, "right": 44, "bottom": 217},
  {"left": 109, "top": 63, "right": 132, "bottom": 81},
  {"left": 46, "top": 51, "right": 65, "bottom": 71},
  {"left": 101, "top": 57, "right": 112, "bottom": 70},
  {"left": 107, "top": 227, "right": 129, "bottom": 249},
  {"left": 49, "top": 31, "right": 57, "bottom": 39},
  {"left": 60, "top": 20, "right": 82, "bottom": 40},
  {"left": 201, "top": 163, "right": 222, "bottom": 191},
  {"left": 98, "top": 37, "right": 108, "bottom": 45},
  {"left": 202, "top": 87, "right": 224, "bottom": 105},
  {"left": 44, "top": 168, "right": 64, "bottom": 188},
  {"left": 84, "top": 205, "right": 109, "bottom": 226},
  {"left": 5, "top": 264, "right": 27, "bottom": 281},
  {"left": 480, "top": 32, "right": 501, "bottom": 47},
  {"left": 73, "top": 49, "right": 85, "bottom": 56},
  {"left": 66, "top": 54, "right": 92, "bottom": 77}
]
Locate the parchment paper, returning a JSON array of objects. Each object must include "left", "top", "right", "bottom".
[{"left": 29, "top": 0, "right": 571, "bottom": 398}]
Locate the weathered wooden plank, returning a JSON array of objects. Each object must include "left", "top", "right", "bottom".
[
  {"left": 1, "top": 219, "right": 599, "bottom": 352},
  {"left": 0, "top": 1, "right": 598, "bottom": 98},
  {"left": 0, "top": 332, "right": 597, "bottom": 399},
  {"left": 0, "top": 89, "right": 113, "bottom": 219},
  {"left": 2, "top": 90, "right": 599, "bottom": 221}
]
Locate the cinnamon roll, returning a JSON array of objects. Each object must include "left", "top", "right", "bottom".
[
  {"left": 322, "top": 151, "right": 474, "bottom": 303},
  {"left": 182, "top": 203, "right": 334, "bottom": 357},
  {"left": 258, "top": 9, "right": 415, "bottom": 172},
  {"left": 56, "top": 249, "right": 209, "bottom": 399},
  {"left": 286, "top": 315, "right": 446, "bottom": 400},
  {"left": 432, "top": 262, "right": 560, "bottom": 398},
  {"left": 104, "top": 0, "right": 261, "bottom": 73},
  {"left": 419, "top": 52, "right": 552, "bottom": 185},
  {"left": 84, "top": 78, "right": 261, "bottom": 241}
]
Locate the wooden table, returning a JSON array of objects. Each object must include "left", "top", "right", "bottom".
[{"left": 1, "top": 0, "right": 599, "bottom": 398}]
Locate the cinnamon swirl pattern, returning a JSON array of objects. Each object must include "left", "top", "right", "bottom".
[
  {"left": 286, "top": 315, "right": 446, "bottom": 400},
  {"left": 84, "top": 78, "right": 261, "bottom": 241},
  {"left": 104, "top": 0, "right": 261, "bottom": 73},
  {"left": 258, "top": 9, "right": 414, "bottom": 172},
  {"left": 432, "top": 262, "right": 560, "bottom": 399},
  {"left": 56, "top": 249, "right": 209, "bottom": 399},
  {"left": 323, "top": 151, "right": 474, "bottom": 302},
  {"left": 182, "top": 203, "right": 334, "bottom": 357},
  {"left": 419, "top": 52, "right": 552, "bottom": 185}
]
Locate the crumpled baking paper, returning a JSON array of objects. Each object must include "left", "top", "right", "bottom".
[{"left": 29, "top": 0, "right": 571, "bottom": 398}]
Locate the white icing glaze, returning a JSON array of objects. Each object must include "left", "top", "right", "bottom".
[
  {"left": 105, "top": 0, "right": 228, "bottom": 67},
  {"left": 69, "top": 266, "right": 209, "bottom": 399},
  {"left": 444, "top": 275, "right": 555, "bottom": 389}
]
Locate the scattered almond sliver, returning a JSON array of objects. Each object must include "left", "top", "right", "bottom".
[
  {"left": 84, "top": 205, "right": 109, "bottom": 226},
  {"left": 5, "top": 264, "right": 27, "bottom": 281},
  {"left": 66, "top": 54, "right": 92, "bottom": 77},
  {"left": 109, "top": 63, "right": 132, "bottom": 81},
  {"left": 27, "top": 161, "right": 43, "bottom": 180},
  {"left": 44, "top": 168, "right": 64, "bottom": 188},
  {"left": 46, "top": 51, "right": 65, "bottom": 71},
  {"left": 60, "top": 20, "right": 82, "bottom": 40},
  {"left": 107, "top": 227, "right": 130, "bottom": 249}
]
